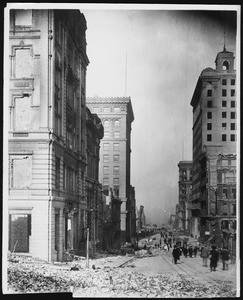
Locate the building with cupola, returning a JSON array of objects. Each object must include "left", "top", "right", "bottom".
[{"left": 190, "top": 46, "right": 237, "bottom": 254}]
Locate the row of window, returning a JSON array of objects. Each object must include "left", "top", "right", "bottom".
[
  {"left": 207, "top": 89, "right": 235, "bottom": 97},
  {"left": 207, "top": 122, "right": 236, "bottom": 130},
  {"left": 207, "top": 134, "right": 236, "bottom": 142},
  {"left": 207, "top": 111, "right": 236, "bottom": 119},
  {"left": 94, "top": 107, "right": 121, "bottom": 113},
  {"left": 222, "top": 78, "right": 235, "bottom": 86},
  {"left": 103, "top": 178, "right": 119, "bottom": 185},
  {"left": 103, "top": 142, "right": 120, "bottom": 151},
  {"left": 103, "top": 119, "right": 120, "bottom": 127},
  {"left": 103, "top": 166, "right": 120, "bottom": 174},
  {"left": 207, "top": 100, "right": 235, "bottom": 108},
  {"left": 103, "top": 154, "right": 120, "bottom": 162},
  {"left": 104, "top": 131, "right": 120, "bottom": 139}
]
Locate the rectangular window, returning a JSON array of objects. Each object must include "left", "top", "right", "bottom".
[
  {"left": 207, "top": 123, "right": 212, "bottom": 130},
  {"left": 104, "top": 107, "right": 110, "bottom": 113},
  {"left": 9, "top": 155, "right": 32, "bottom": 188},
  {"left": 231, "top": 79, "right": 235, "bottom": 85},
  {"left": 113, "top": 154, "right": 119, "bottom": 162},
  {"left": 231, "top": 90, "right": 235, "bottom": 97},
  {"left": 222, "top": 79, "right": 227, "bottom": 85},
  {"left": 230, "top": 134, "right": 235, "bottom": 141},
  {"left": 103, "top": 143, "right": 109, "bottom": 151},
  {"left": 103, "top": 166, "right": 109, "bottom": 174},
  {"left": 103, "top": 178, "right": 109, "bottom": 185},
  {"left": 231, "top": 188, "right": 236, "bottom": 199},
  {"left": 113, "top": 166, "right": 119, "bottom": 174},
  {"left": 15, "top": 10, "right": 32, "bottom": 26},
  {"left": 113, "top": 178, "right": 119, "bottom": 185},
  {"left": 15, "top": 49, "right": 32, "bottom": 78},
  {"left": 103, "top": 155, "right": 109, "bottom": 163},
  {"left": 222, "top": 134, "right": 227, "bottom": 141},
  {"left": 55, "top": 157, "right": 61, "bottom": 189},
  {"left": 231, "top": 101, "right": 235, "bottom": 108},
  {"left": 222, "top": 187, "right": 228, "bottom": 199},
  {"left": 113, "top": 143, "right": 120, "bottom": 151},
  {"left": 207, "top": 112, "right": 212, "bottom": 119},
  {"left": 231, "top": 112, "right": 236, "bottom": 119},
  {"left": 222, "top": 89, "right": 227, "bottom": 97},
  {"left": 222, "top": 123, "right": 227, "bottom": 128},
  {"left": 15, "top": 96, "right": 31, "bottom": 131},
  {"left": 207, "top": 90, "right": 212, "bottom": 97},
  {"left": 222, "top": 101, "right": 227, "bottom": 107},
  {"left": 207, "top": 134, "right": 212, "bottom": 142},
  {"left": 63, "top": 164, "right": 66, "bottom": 190},
  {"left": 114, "top": 131, "right": 120, "bottom": 138},
  {"left": 113, "top": 188, "right": 119, "bottom": 197},
  {"left": 222, "top": 112, "right": 227, "bottom": 118},
  {"left": 104, "top": 131, "right": 110, "bottom": 138},
  {"left": 207, "top": 101, "right": 212, "bottom": 108},
  {"left": 230, "top": 123, "right": 235, "bottom": 130}
]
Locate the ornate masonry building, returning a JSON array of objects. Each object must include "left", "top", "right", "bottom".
[
  {"left": 190, "top": 47, "right": 237, "bottom": 253},
  {"left": 86, "top": 97, "right": 134, "bottom": 247},
  {"left": 177, "top": 161, "right": 193, "bottom": 235},
  {"left": 8, "top": 9, "right": 89, "bottom": 261}
]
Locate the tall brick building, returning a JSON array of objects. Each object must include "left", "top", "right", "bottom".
[
  {"left": 177, "top": 161, "right": 193, "bottom": 235},
  {"left": 7, "top": 9, "right": 89, "bottom": 261},
  {"left": 190, "top": 47, "right": 237, "bottom": 252},
  {"left": 86, "top": 97, "right": 134, "bottom": 247}
]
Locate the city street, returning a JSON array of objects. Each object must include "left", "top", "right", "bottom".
[{"left": 6, "top": 234, "right": 238, "bottom": 298}]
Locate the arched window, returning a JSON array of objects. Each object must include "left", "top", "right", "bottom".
[
  {"left": 103, "top": 120, "right": 110, "bottom": 127},
  {"left": 114, "top": 120, "right": 120, "bottom": 127},
  {"left": 223, "top": 60, "right": 229, "bottom": 70}
]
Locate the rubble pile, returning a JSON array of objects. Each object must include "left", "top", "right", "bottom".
[{"left": 7, "top": 254, "right": 236, "bottom": 297}]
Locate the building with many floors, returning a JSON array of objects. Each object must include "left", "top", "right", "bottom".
[
  {"left": 86, "top": 96, "right": 134, "bottom": 247},
  {"left": 177, "top": 161, "right": 193, "bottom": 235},
  {"left": 85, "top": 107, "right": 104, "bottom": 255},
  {"left": 7, "top": 9, "right": 89, "bottom": 261},
  {"left": 190, "top": 47, "right": 237, "bottom": 252}
]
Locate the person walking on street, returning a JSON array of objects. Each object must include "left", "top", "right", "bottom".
[
  {"left": 201, "top": 244, "right": 209, "bottom": 267},
  {"left": 193, "top": 246, "right": 198, "bottom": 257},
  {"left": 182, "top": 245, "right": 188, "bottom": 258},
  {"left": 209, "top": 245, "right": 219, "bottom": 271},
  {"left": 188, "top": 245, "right": 193, "bottom": 258},
  {"left": 172, "top": 245, "right": 181, "bottom": 264},
  {"left": 221, "top": 247, "right": 230, "bottom": 270}
]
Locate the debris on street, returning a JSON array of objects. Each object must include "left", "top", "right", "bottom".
[{"left": 6, "top": 253, "right": 236, "bottom": 297}]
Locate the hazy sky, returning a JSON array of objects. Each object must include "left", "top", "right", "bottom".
[{"left": 82, "top": 5, "right": 238, "bottom": 225}]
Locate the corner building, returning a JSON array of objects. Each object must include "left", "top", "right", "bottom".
[
  {"left": 190, "top": 48, "right": 237, "bottom": 252},
  {"left": 8, "top": 9, "right": 89, "bottom": 261},
  {"left": 86, "top": 97, "right": 134, "bottom": 247}
]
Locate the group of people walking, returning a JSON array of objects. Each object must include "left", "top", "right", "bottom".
[{"left": 171, "top": 243, "right": 231, "bottom": 272}]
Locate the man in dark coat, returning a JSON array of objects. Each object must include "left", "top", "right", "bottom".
[
  {"left": 172, "top": 245, "right": 181, "bottom": 264},
  {"left": 209, "top": 245, "right": 219, "bottom": 271},
  {"left": 188, "top": 245, "right": 193, "bottom": 257},
  {"left": 221, "top": 247, "right": 230, "bottom": 270}
]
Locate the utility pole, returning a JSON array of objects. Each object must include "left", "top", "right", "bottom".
[{"left": 86, "top": 228, "right": 89, "bottom": 268}]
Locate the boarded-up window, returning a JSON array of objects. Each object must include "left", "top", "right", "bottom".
[
  {"left": 15, "top": 96, "right": 31, "bottom": 131},
  {"left": 9, "top": 213, "right": 31, "bottom": 252},
  {"left": 15, "top": 49, "right": 32, "bottom": 78},
  {"left": 10, "top": 155, "right": 32, "bottom": 188},
  {"left": 15, "top": 10, "right": 32, "bottom": 26}
]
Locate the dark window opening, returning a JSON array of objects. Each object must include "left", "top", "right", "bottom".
[{"left": 222, "top": 134, "right": 227, "bottom": 141}]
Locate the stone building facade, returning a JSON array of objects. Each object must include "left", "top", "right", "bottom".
[
  {"left": 8, "top": 9, "right": 89, "bottom": 261},
  {"left": 85, "top": 107, "right": 104, "bottom": 255},
  {"left": 190, "top": 47, "right": 237, "bottom": 252},
  {"left": 177, "top": 161, "right": 193, "bottom": 235},
  {"left": 86, "top": 97, "right": 134, "bottom": 247}
]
